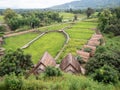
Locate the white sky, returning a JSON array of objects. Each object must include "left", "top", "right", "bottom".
[{"left": 0, "top": 0, "right": 76, "bottom": 9}]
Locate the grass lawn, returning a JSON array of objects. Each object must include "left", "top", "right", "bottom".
[
  {"left": 38, "top": 23, "right": 70, "bottom": 32},
  {"left": 3, "top": 32, "right": 40, "bottom": 50},
  {"left": 24, "top": 32, "right": 66, "bottom": 63},
  {"left": 57, "top": 18, "right": 97, "bottom": 63}
]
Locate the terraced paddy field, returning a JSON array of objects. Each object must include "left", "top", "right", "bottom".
[
  {"left": 24, "top": 32, "right": 66, "bottom": 63},
  {"left": 3, "top": 32, "right": 40, "bottom": 50},
  {"left": 38, "top": 23, "right": 70, "bottom": 32},
  {"left": 57, "top": 19, "right": 97, "bottom": 63},
  {"left": 3, "top": 18, "right": 97, "bottom": 64}
]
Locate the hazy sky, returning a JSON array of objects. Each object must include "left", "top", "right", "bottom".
[{"left": 0, "top": 0, "right": 76, "bottom": 9}]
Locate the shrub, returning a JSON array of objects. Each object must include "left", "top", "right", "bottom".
[
  {"left": 85, "top": 51, "right": 120, "bottom": 77},
  {"left": 44, "top": 66, "right": 62, "bottom": 77},
  {"left": 92, "top": 65, "right": 119, "bottom": 84},
  {"left": 83, "top": 48, "right": 92, "bottom": 53},
  {"left": 76, "top": 55, "right": 85, "bottom": 64},
  {"left": 95, "top": 46, "right": 107, "bottom": 53},
  {"left": 0, "top": 49, "right": 33, "bottom": 76},
  {"left": 4, "top": 73, "right": 23, "bottom": 90},
  {"left": 0, "top": 25, "right": 6, "bottom": 32}
]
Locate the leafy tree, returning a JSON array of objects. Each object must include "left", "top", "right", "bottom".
[
  {"left": 93, "top": 65, "right": 119, "bottom": 84},
  {"left": 0, "top": 49, "right": 33, "bottom": 76},
  {"left": 3, "top": 8, "right": 17, "bottom": 21},
  {"left": 85, "top": 51, "right": 120, "bottom": 78},
  {"left": 86, "top": 8, "right": 94, "bottom": 18},
  {"left": 98, "top": 8, "right": 120, "bottom": 36},
  {"left": 44, "top": 66, "right": 62, "bottom": 77},
  {"left": 98, "top": 9, "right": 112, "bottom": 32},
  {"left": 0, "top": 25, "right": 6, "bottom": 32},
  {"left": 76, "top": 55, "right": 85, "bottom": 64}
]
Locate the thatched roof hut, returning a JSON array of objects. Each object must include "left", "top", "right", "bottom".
[
  {"left": 76, "top": 50, "right": 90, "bottom": 62},
  {"left": 87, "top": 40, "right": 100, "bottom": 46},
  {"left": 30, "top": 52, "right": 56, "bottom": 74},
  {"left": 92, "top": 34, "right": 103, "bottom": 39},
  {"left": 0, "top": 37, "right": 3, "bottom": 45},
  {"left": 60, "top": 53, "right": 81, "bottom": 74}
]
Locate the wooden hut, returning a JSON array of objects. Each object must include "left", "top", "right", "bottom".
[
  {"left": 30, "top": 52, "right": 56, "bottom": 75},
  {"left": 87, "top": 40, "right": 100, "bottom": 46},
  {"left": 92, "top": 34, "right": 103, "bottom": 39},
  {"left": 60, "top": 53, "right": 81, "bottom": 74},
  {"left": 76, "top": 50, "right": 90, "bottom": 62},
  {"left": 83, "top": 45, "right": 96, "bottom": 56}
]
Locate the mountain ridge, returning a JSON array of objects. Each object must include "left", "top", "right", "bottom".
[{"left": 49, "top": 0, "right": 120, "bottom": 10}]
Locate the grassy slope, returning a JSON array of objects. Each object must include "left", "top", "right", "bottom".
[
  {"left": 3, "top": 32, "right": 40, "bottom": 50},
  {"left": 58, "top": 19, "right": 97, "bottom": 63},
  {"left": 24, "top": 32, "right": 66, "bottom": 63}
]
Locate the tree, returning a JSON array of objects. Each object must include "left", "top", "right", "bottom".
[
  {"left": 44, "top": 66, "right": 62, "bottom": 77},
  {"left": 85, "top": 51, "right": 120, "bottom": 78},
  {"left": 0, "top": 49, "right": 33, "bottom": 76},
  {"left": 3, "top": 8, "right": 17, "bottom": 21},
  {"left": 93, "top": 65, "right": 119, "bottom": 84},
  {"left": 86, "top": 8, "right": 94, "bottom": 18}
]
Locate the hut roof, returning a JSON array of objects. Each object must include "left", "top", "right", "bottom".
[
  {"left": 83, "top": 45, "right": 96, "bottom": 51},
  {"left": 39, "top": 52, "right": 56, "bottom": 67},
  {"left": 0, "top": 37, "right": 3, "bottom": 42},
  {"left": 77, "top": 50, "right": 90, "bottom": 58},
  {"left": 29, "top": 52, "right": 56, "bottom": 75},
  {"left": 92, "top": 34, "right": 103, "bottom": 39},
  {"left": 60, "top": 53, "right": 81, "bottom": 73},
  {"left": 87, "top": 40, "right": 100, "bottom": 46},
  {"left": 76, "top": 50, "right": 90, "bottom": 62}
]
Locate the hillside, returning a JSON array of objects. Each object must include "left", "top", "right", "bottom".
[{"left": 49, "top": 0, "right": 120, "bottom": 10}]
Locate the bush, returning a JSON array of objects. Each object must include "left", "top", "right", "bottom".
[
  {"left": 83, "top": 48, "right": 92, "bottom": 53},
  {"left": 85, "top": 51, "right": 120, "bottom": 77},
  {"left": 4, "top": 73, "right": 23, "bottom": 90},
  {"left": 76, "top": 55, "right": 85, "bottom": 64},
  {"left": 0, "top": 25, "right": 6, "bottom": 32},
  {"left": 0, "top": 49, "right": 33, "bottom": 76},
  {"left": 44, "top": 66, "right": 62, "bottom": 77},
  {"left": 92, "top": 65, "right": 119, "bottom": 84},
  {"left": 95, "top": 46, "right": 107, "bottom": 53}
]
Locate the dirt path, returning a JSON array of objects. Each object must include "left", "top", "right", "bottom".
[{"left": 4, "top": 29, "right": 36, "bottom": 38}]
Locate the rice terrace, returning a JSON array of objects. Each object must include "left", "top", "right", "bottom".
[{"left": 0, "top": 0, "right": 120, "bottom": 90}]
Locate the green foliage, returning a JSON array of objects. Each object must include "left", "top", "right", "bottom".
[
  {"left": 98, "top": 8, "right": 120, "bottom": 36},
  {"left": 98, "top": 9, "right": 112, "bottom": 32},
  {"left": 84, "top": 48, "right": 92, "bottom": 53},
  {"left": 0, "top": 73, "right": 116, "bottom": 90},
  {"left": 76, "top": 55, "right": 85, "bottom": 64},
  {"left": 85, "top": 51, "right": 120, "bottom": 76},
  {"left": 44, "top": 66, "right": 62, "bottom": 77},
  {"left": 93, "top": 65, "right": 119, "bottom": 84},
  {"left": 24, "top": 32, "right": 65, "bottom": 63},
  {"left": 86, "top": 8, "right": 94, "bottom": 18},
  {"left": 3, "top": 8, "right": 63, "bottom": 31},
  {"left": 4, "top": 73, "right": 23, "bottom": 90},
  {"left": 0, "top": 49, "right": 33, "bottom": 76},
  {"left": 3, "top": 8, "right": 17, "bottom": 20},
  {"left": 0, "top": 25, "right": 6, "bottom": 32},
  {"left": 95, "top": 46, "right": 107, "bottom": 53}
]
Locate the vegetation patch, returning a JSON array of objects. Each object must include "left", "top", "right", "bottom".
[
  {"left": 24, "top": 32, "right": 66, "bottom": 63},
  {"left": 58, "top": 19, "right": 97, "bottom": 63},
  {"left": 3, "top": 32, "right": 39, "bottom": 50}
]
